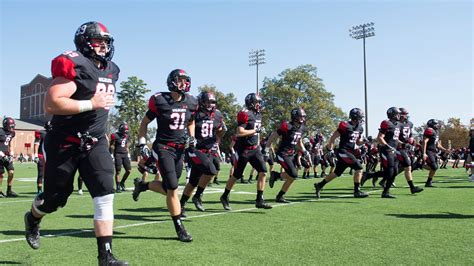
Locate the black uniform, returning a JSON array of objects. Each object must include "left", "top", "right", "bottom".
[
  {"left": 0, "top": 128, "right": 15, "bottom": 174},
  {"left": 147, "top": 92, "right": 198, "bottom": 190},
  {"left": 333, "top": 121, "right": 364, "bottom": 176},
  {"left": 379, "top": 119, "right": 401, "bottom": 190},
  {"left": 260, "top": 136, "right": 274, "bottom": 166},
  {"left": 423, "top": 127, "right": 440, "bottom": 170},
  {"left": 110, "top": 132, "right": 131, "bottom": 172},
  {"left": 34, "top": 130, "right": 47, "bottom": 183},
  {"left": 38, "top": 51, "right": 119, "bottom": 214},
  {"left": 274, "top": 121, "right": 305, "bottom": 178},
  {"left": 187, "top": 109, "right": 224, "bottom": 187},
  {"left": 233, "top": 108, "right": 267, "bottom": 178},
  {"left": 397, "top": 120, "right": 413, "bottom": 168}
]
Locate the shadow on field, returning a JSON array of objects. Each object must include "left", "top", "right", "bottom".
[
  {"left": 113, "top": 235, "right": 178, "bottom": 241},
  {"left": 0, "top": 261, "right": 21, "bottom": 265},
  {"left": 119, "top": 207, "right": 170, "bottom": 213},
  {"left": 442, "top": 186, "right": 474, "bottom": 189},
  {"left": 386, "top": 212, "right": 474, "bottom": 219},
  {"left": 0, "top": 228, "right": 107, "bottom": 238}
]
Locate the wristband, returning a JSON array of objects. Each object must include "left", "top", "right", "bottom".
[
  {"left": 78, "top": 100, "right": 93, "bottom": 113},
  {"left": 139, "top": 137, "right": 146, "bottom": 145}
]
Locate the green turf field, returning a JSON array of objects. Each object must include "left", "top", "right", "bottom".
[{"left": 0, "top": 162, "right": 473, "bottom": 265}]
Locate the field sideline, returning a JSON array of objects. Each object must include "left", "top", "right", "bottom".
[{"left": 0, "top": 162, "right": 473, "bottom": 265}]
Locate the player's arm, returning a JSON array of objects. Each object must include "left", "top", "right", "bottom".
[
  {"left": 437, "top": 140, "right": 447, "bottom": 152},
  {"left": 109, "top": 135, "right": 115, "bottom": 154},
  {"left": 138, "top": 116, "right": 152, "bottom": 145},
  {"left": 264, "top": 131, "right": 279, "bottom": 149},
  {"left": 236, "top": 125, "right": 257, "bottom": 137},
  {"left": 44, "top": 77, "right": 114, "bottom": 115},
  {"left": 326, "top": 130, "right": 340, "bottom": 151}
]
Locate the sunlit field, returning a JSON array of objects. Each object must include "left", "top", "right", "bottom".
[{"left": 1, "top": 162, "right": 473, "bottom": 265}]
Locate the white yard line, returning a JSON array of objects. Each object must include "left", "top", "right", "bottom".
[{"left": 0, "top": 188, "right": 383, "bottom": 244}]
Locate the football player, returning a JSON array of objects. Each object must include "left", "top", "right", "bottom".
[
  {"left": 422, "top": 119, "right": 448, "bottom": 187},
  {"left": 180, "top": 91, "right": 225, "bottom": 216},
  {"left": 109, "top": 122, "right": 131, "bottom": 192},
  {"left": 266, "top": 107, "right": 310, "bottom": 203},
  {"left": 133, "top": 69, "right": 197, "bottom": 242},
  {"left": 33, "top": 121, "right": 52, "bottom": 194},
  {"left": 220, "top": 93, "right": 272, "bottom": 210},
  {"left": 0, "top": 117, "right": 17, "bottom": 198},
  {"left": 395, "top": 108, "right": 423, "bottom": 194},
  {"left": 314, "top": 108, "right": 369, "bottom": 199},
  {"left": 24, "top": 22, "right": 127, "bottom": 265}
]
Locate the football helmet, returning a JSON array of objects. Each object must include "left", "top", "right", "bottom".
[
  {"left": 291, "top": 107, "right": 306, "bottom": 125},
  {"left": 399, "top": 107, "right": 409, "bottom": 121},
  {"left": 198, "top": 91, "right": 217, "bottom": 112},
  {"left": 244, "top": 93, "right": 263, "bottom": 112},
  {"left": 167, "top": 69, "right": 191, "bottom": 94},
  {"left": 74, "top": 21, "right": 114, "bottom": 63},
  {"left": 427, "top": 119, "right": 440, "bottom": 130},
  {"left": 2, "top": 117, "right": 15, "bottom": 131},
  {"left": 386, "top": 107, "right": 401, "bottom": 121},
  {"left": 118, "top": 122, "right": 129, "bottom": 135},
  {"left": 302, "top": 137, "right": 310, "bottom": 145},
  {"left": 349, "top": 108, "right": 365, "bottom": 123}
]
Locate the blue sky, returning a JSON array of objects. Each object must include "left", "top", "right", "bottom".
[{"left": 0, "top": 0, "right": 472, "bottom": 136}]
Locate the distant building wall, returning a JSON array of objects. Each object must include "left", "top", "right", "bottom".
[{"left": 20, "top": 74, "right": 52, "bottom": 123}]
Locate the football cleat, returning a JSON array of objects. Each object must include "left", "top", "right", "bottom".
[
  {"left": 360, "top": 172, "right": 368, "bottom": 186},
  {"left": 425, "top": 181, "right": 434, "bottom": 187},
  {"left": 192, "top": 195, "right": 205, "bottom": 212},
  {"left": 410, "top": 186, "right": 424, "bottom": 194},
  {"left": 269, "top": 171, "right": 279, "bottom": 188},
  {"left": 132, "top": 178, "right": 142, "bottom": 202},
  {"left": 78, "top": 189, "right": 83, "bottom": 195},
  {"left": 176, "top": 226, "right": 193, "bottom": 242},
  {"left": 381, "top": 192, "right": 397, "bottom": 199},
  {"left": 255, "top": 199, "right": 272, "bottom": 209},
  {"left": 314, "top": 183, "right": 322, "bottom": 199},
  {"left": 24, "top": 212, "right": 41, "bottom": 249},
  {"left": 0, "top": 191, "right": 5, "bottom": 198},
  {"left": 98, "top": 252, "right": 129, "bottom": 266},
  {"left": 275, "top": 196, "right": 291, "bottom": 203},
  {"left": 354, "top": 191, "right": 369, "bottom": 198},
  {"left": 6, "top": 191, "right": 18, "bottom": 197},
  {"left": 220, "top": 195, "right": 231, "bottom": 210}
]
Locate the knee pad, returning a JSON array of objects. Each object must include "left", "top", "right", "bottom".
[
  {"left": 93, "top": 194, "right": 114, "bottom": 221},
  {"left": 34, "top": 192, "right": 69, "bottom": 215}
]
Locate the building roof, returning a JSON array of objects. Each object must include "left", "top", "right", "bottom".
[{"left": 9, "top": 118, "right": 43, "bottom": 131}]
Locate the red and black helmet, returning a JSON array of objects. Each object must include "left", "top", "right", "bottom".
[
  {"left": 2, "top": 117, "right": 15, "bottom": 131},
  {"left": 167, "top": 69, "right": 191, "bottom": 94},
  {"left": 399, "top": 107, "right": 409, "bottom": 121},
  {"left": 386, "top": 107, "right": 401, "bottom": 121},
  {"left": 198, "top": 91, "right": 217, "bottom": 112},
  {"left": 349, "top": 108, "right": 365, "bottom": 123},
  {"left": 118, "top": 122, "right": 129, "bottom": 135},
  {"left": 74, "top": 21, "right": 114, "bottom": 63},
  {"left": 427, "top": 119, "right": 440, "bottom": 130},
  {"left": 245, "top": 93, "right": 263, "bottom": 112},
  {"left": 291, "top": 107, "right": 306, "bottom": 125}
]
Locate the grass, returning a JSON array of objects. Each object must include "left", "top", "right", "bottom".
[{"left": 0, "top": 162, "right": 473, "bottom": 265}]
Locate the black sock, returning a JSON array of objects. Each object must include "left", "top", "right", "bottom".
[
  {"left": 116, "top": 182, "right": 120, "bottom": 189},
  {"left": 222, "top": 188, "right": 230, "bottom": 198},
  {"left": 180, "top": 195, "right": 190, "bottom": 207},
  {"left": 354, "top": 182, "right": 360, "bottom": 193},
  {"left": 7, "top": 185, "right": 12, "bottom": 193},
  {"left": 314, "top": 172, "right": 317, "bottom": 177},
  {"left": 249, "top": 175, "right": 253, "bottom": 180},
  {"left": 426, "top": 177, "right": 433, "bottom": 183},
  {"left": 27, "top": 211, "right": 42, "bottom": 224},
  {"left": 120, "top": 177, "right": 128, "bottom": 186},
  {"left": 97, "top": 236, "right": 112, "bottom": 258},
  {"left": 37, "top": 186, "right": 42, "bottom": 192},
  {"left": 302, "top": 172, "right": 306, "bottom": 179},
  {"left": 195, "top": 186, "right": 205, "bottom": 198},
  {"left": 318, "top": 179, "right": 328, "bottom": 188},
  {"left": 277, "top": 190, "right": 285, "bottom": 198},
  {"left": 171, "top": 215, "right": 183, "bottom": 233},
  {"left": 78, "top": 179, "right": 83, "bottom": 190},
  {"left": 407, "top": 180, "right": 415, "bottom": 189},
  {"left": 256, "top": 190, "right": 263, "bottom": 201}
]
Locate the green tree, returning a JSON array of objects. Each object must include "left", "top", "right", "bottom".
[
  {"left": 260, "top": 64, "right": 345, "bottom": 137},
  {"left": 197, "top": 85, "right": 241, "bottom": 154},
  {"left": 440, "top": 118, "right": 469, "bottom": 149},
  {"left": 115, "top": 76, "right": 150, "bottom": 159}
]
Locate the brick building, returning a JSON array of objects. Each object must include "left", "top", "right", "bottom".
[
  {"left": 20, "top": 74, "right": 52, "bottom": 123},
  {"left": 7, "top": 119, "right": 43, "bottom": 158}
]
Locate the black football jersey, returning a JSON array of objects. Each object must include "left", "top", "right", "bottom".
[
  {"left": 337, "top": 121, "right": 364, "bottom": 151},
  {"left": 379, "top": 120, "right": 401, "bottom": 148},
  {"left": 399, "top": 120, "right": 413, "bottom": 143},
  {"left": 146, "top": 92, "right": 198, "bottom": 144},
  {"left": 195, "top": 109, "right": 224, "bottom": 150},
  {"left": 49, "top": 51, "right": 120, "bottom": 138},
  {"left": 423, "top": 127, "right": 439, "bottom": 151},
  {"left": 236, "top": 108, "right": 262, "bottom": 148},
  {"left": 34, "top": 130, "right": 47, "bottom": 155},
  {"left": 110, "top": 133, "right": 129, "bottom": 154},
  {"left": 276, "top": 121, "right": 305, "bottom": 155},
  {"left": 0, "top": 128, "right": 15, "bottom": 154}
]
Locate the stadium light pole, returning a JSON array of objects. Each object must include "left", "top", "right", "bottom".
[
  {"left": 249, "top": 49, "right": 266, "bottom": 94},
  {"left": 349, "top": 22, "right": 375, "bottom": 138}
]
